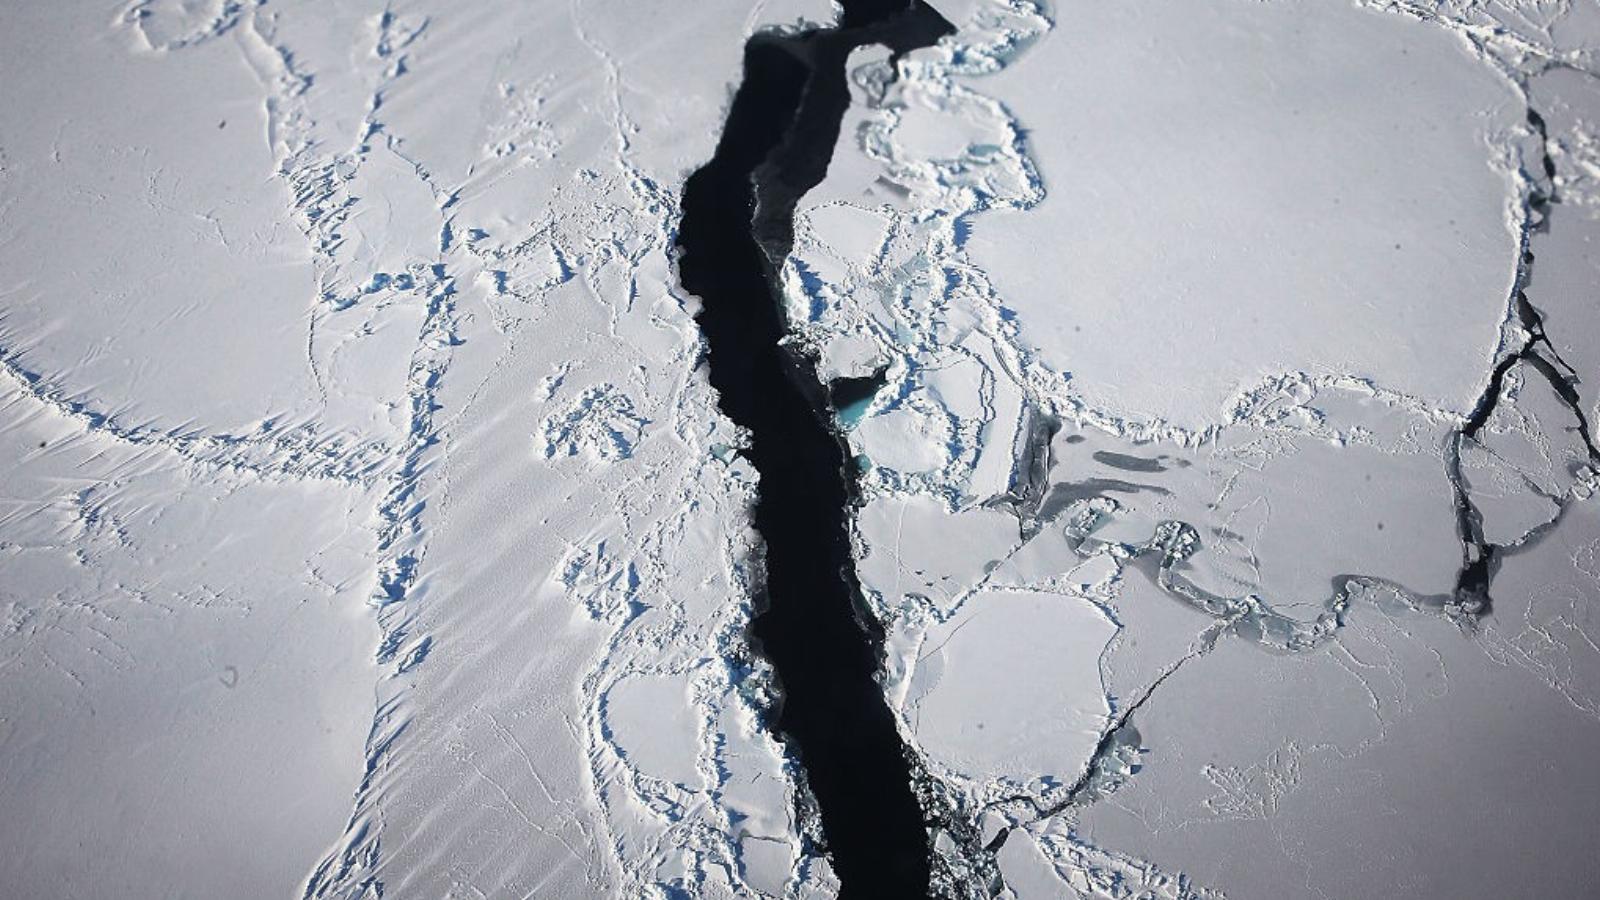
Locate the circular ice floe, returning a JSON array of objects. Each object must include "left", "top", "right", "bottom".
[{"left": 904, "top": 588, "right": 1117, "bottom": 784}]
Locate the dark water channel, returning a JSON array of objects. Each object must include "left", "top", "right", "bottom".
[{"left": 675, "top": 2, "right": 952, "bottom": 896}]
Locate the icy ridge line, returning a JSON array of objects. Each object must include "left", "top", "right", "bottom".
[{"left": 0, "top": 335, "right": 391, "bottom": 486}]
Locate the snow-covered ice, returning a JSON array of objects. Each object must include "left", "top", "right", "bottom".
[{"left": 3, "top": 0, "right": 1599, "bottom": 897}]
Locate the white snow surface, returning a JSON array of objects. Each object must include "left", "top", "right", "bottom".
[
  {"left": 2, "top": 0, "right": 837, "bottom": 897},
  {"left": 3, "top": 0, "right": 1600, "bottom": 898}
]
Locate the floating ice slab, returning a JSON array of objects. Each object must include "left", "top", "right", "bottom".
[
  {"left": 1078, "top": 506, "right": 1600, "bottom": 899},
  {"left": 962, "top": 0, "right": 1520, "bottom": 426},
  {"left": 803, "top": 0, "right": 1600, "bottom": 893},
  {"left": 905, "top": 588, "right": 1116, "bottom": 783}
]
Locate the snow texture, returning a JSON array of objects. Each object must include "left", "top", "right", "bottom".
[{"left": 2, "top": 0, "right": 1599, "bottom": 897}]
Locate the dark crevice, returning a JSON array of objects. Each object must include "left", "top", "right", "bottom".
[
  {"left": 1444, "top": 101, "right": 1600, "bottom": 619},
  {"left": 829, "top": 364, "right": 891, "bottom": 413},
  {"left": 981, "top": 626, "right": 1217, "bottom": 859},
  {"left": 675, "top": 3, "right": 953, "bottom": 898},
  {"left": 984, "top": 406, "right": 1061, "bottom": 541}
]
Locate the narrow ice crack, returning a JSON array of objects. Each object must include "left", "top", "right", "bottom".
[
  {"left": 675, "top": 2, "right": 962, "bottom": 896},
  {"left": 1444, "top": 95, "right": 1600, "bottom": 619},
  {"left": 980, "top": 621, "right": 1228, "bottom": 853}
]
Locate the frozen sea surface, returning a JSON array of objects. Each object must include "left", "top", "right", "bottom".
[{"left": 2, "top": 0, "right": 1599, "bottom": 897}]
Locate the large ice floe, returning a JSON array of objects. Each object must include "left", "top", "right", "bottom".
[{"left": 1, "top": 0, "right": 1598, "bottom": 897}]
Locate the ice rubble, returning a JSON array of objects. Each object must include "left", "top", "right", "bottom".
[{"left": 790, "top": 0, "right": 1600, "bottom": 895}]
